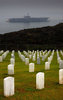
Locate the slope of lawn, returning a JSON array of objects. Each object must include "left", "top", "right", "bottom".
[{"left": 0, "top": 51, "right": 63, "bottom": 100}]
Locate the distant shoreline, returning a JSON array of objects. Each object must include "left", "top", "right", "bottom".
[{"left": 0, "top": 20, "right": 61, "bottom": 34}]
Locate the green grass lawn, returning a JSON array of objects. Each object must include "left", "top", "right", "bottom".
[{"left": 0, "top": 51, "right": 63, "bottom": 100}]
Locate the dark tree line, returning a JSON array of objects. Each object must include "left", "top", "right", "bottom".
[{"left": 0, "top": 23, "right": 63, "bottom": 50}]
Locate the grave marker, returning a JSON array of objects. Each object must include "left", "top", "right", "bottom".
[
  {"left": 25, "top": 58, "right": 29, "bottom": 65},
  {"left": 0, "top": 56, "right": 2, "bottom": 62},
  {"left": 36, "top": 72, "right": 44, "bottom": 89},
  {"left": 37, "top": 58, "right": 40, "bottom": 64},
  {"left": 59, "top": 60, "right": 63, "bottom": 69},
  {"left": 42, "top": 56, "right": 44, "bottom": 61},
  {"left": 29, "top": 63, "right": 35, "bottom": 72},
  {"left": 45, "top": 62, "right": 50, "bottom": 70},
  {"left": 8, "top": 64, "right": 14, "bottom": 75},
  {"left": 59, "top": 69, "right": 63, "bottom": 84},
  {"left": 4, "top": 77, "right": 14, "bottom": 97},
  {"left": 10, "top": 58, "right": 15, "bottom": 65}
]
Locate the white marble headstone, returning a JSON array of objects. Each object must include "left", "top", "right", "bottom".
[
  {"left": 8, "top": 64, "right": 14, "bottom": 75},
  {"left": 10, "top": 58, "right": 15, "bottom": 65},
  {"left": 29, "top": 63, "right": 35, "bottom": 72},
  {"left": 59, "top": 60, "right": 63, "bottom": 69},
  {"left": 42, "top": 56, "right": 44, "bottom": 61},
  {"left": 25, "top": 58, "right": 29, "bottom": 65},
  {"left": 4, "top": 76, "right": 14, "bottom": 97},
  {"left": 45, "top": 62, "right": 50, "bottom": 70},
  {"left": 57, "top": 57, "right": 61, "bottom": 64},
  {"left": 37, "top": 58, "right": 40, "bottom": 64},
  {"left": 21, "top": 55, "right": 25, "bottom": 62},
  {"left": 0, "top": 56, "right": 2, "bottom": 62},
  {"left": 11, "top": 53, "right": 15, "bottom": 59},
  {"left": 32, "top": 55, "right": 35, "bottom": 61},
  {"left": 29, "top": 55, "right": 32, "bottom": 59},
  {"left": 36, "top": 72, "right": 44, "bottom": 89},
  {"left": 59, "top": 69, "right": 63, "bottom": 84},
  {"left": 48, "top": 57, "right": 51, "bottom": 64}
]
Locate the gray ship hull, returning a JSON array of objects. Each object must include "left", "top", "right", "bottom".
[
  {"left": 9, "top": 18, "right": 49, "bottom": 22},
  {"left": 7, "top": 14, "right": 49, "bottom": 22}
]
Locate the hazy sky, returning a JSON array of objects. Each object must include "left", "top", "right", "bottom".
[{"left": 0, "top": 0, "right": 63, "bottom": 20}]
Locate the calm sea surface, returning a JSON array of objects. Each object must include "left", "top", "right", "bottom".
[{"left": 0, "top": 19, "right": 61, "bottom": 34}]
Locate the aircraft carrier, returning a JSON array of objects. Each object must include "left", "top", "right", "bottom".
[{"left": 6, "top": 14, "right": 49, "bottom": 22}]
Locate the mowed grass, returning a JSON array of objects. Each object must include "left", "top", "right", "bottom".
[{"left": 0, "top": 51, "right": 63, "bottom": 100}]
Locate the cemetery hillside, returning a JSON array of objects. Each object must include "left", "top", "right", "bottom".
[
  {"left": 0, "top": 50, "right": 63, "bottom": 99},
  {"left": 0, "top": 23, "right": 63, "bottom": 99},
  {"left": 0, "top": 23, "right": 63, "bottom": 46}
]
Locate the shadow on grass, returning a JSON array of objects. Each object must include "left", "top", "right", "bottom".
[
  {"left": 3, "top": 74, "right": 14, "bottom": 78},
  {"left": 24, "top": 69, "right": 45, "bottom": 74},
  {"left": 35, "top": 69, "right": 45, "bottom": 73},
  {"left": 20, "top": 87, "right": 43, "bottom": 92},
  {"left": 0, "top": 94, "right": 6, "bottom": 99},
  {"left": 54, "top": 82, "right": 59, "bottom": 85},
  {"left": 35, "top": 63, "right": 45, "bottom": 65},
  {"left": 54, "top": 82, "right": 63, "bottom": 86}
]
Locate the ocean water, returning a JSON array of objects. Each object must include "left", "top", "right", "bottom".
[{"left": 0, "top": 19, "right": 61, "bottom": 34}]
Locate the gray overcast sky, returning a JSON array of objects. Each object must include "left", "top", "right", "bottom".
[{"left": 0, "top": 0, "right": 63, "bottom": 20}]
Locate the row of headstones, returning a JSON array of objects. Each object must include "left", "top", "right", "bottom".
[
  {"left": 4, "top": 69, "right": 63, "bottom": 97},
  {"left": 20, "top": 50, "right": 51, "bottom": 64},
  {"left": 60, "top": 50, "right": 63, "bottom": 56},
  {"left": 58, "top": 50, "right": 63, "bottom": 84},
  {"left": 56, "top": 50, "right": 63, "bottom": 63},
  {"left": 24, "top": 50, "right": 61, "bottom": 64},
  {"left": 29, "top": 50, "right": 54, "bottom": 71},
  {"left": 0, "top": 50, "right": 9, "bottom": 62},
  {"left": 20, "top": 52, "right": 45, "bottom": 90},
  {"left": 4, "top": 50, "right": 15, "bottom": 97},
  {"left": 57, "top": 50, "right": 61, "bottom": 64},
  {"left": 10, "top": 49, "right": 63, "bottom": 77},
  {"left": 37, "top": 69, "right": 63, "bottom": 89},
  {"left": 56, "top": 50, "right": 63, "bottom": 69},
  {"left": 18, "top": 51, "right": 25, "bottom": 62},
  {"left": 7, "top": 50, "right": 54, "bottom": 74},
  {"left": 4, "top": 50, "right": 63, "bottom": 97},
  {"left": 45, "top": 50, "right": 54, "bottom": 70},
  {"left": 0, "top": 50, "right": 4, "bottom": 55},
  {"left": 8, "top": 50, "right": 15, "bottom": 75},
  {"left": 23, "top": 50, "right": 48, "bottom": 59},
  {"left": 18, "top": 50, "right": 53, "bottom": 71},
  {"left": 21, "top": 50, "right": 61, "bottom": 90},
  {"left": 56, "top": 50, "right": 63, "bottom": 84},
  {"left": 18, "top": 50, "right": 54, "bottom": 72},
  {"left": 60, "top": 50, "right": 63, "bottom": 67},
  {"left": 4, "top": 50, "right": 26, "bottom": 97},
  {"left": 59, "top": 51, "right": 63, "bottom": 69},
  {"left": 37, "top": 50, "right": 51, "bottom": 64}
]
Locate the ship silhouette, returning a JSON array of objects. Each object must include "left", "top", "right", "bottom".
[{"left": 7, "top": 13, "right": 49, "bottom": 22}]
